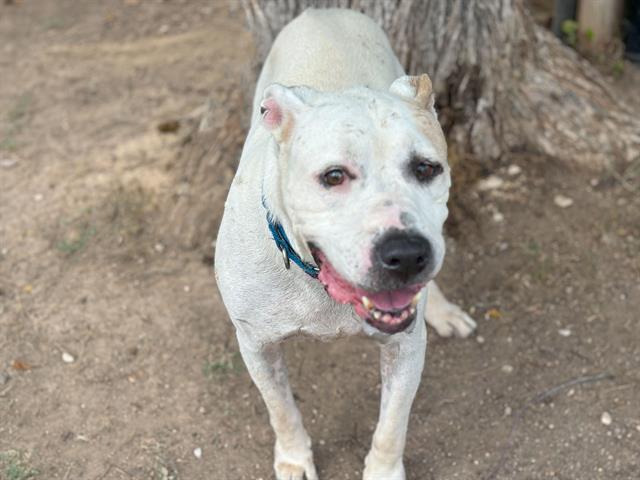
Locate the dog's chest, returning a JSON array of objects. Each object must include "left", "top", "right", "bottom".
[{"left": 272, "top": 280, "right": 365, "bottom": 340}]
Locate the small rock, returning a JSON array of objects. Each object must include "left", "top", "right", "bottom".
[
  {"left": 154, "top": 243, "right": 165, "bottom": 253},
  {"left": 600, "top": 233, "right": 614, "bottom": 245},
  {"left": 558, "top": 328, "right": 572, "bottom": 337},
  {"left": 62, "top": 352, "right": 75, "bottom": 363},
  {"left": 183, "top": 285, "right": 191, "bottom": 293},
  {"left": 158, "top": 466, "right": 170, "bottom": 480},
  {"left": 507, "top": 164, "right": 522, "bottom": 176},
  {"left": 501, "top": 364, "right": 514, "bottom": 374},
  {"left": 492, "top": 211, "right": 504, "bottom": 223},
  {"left": 477, "top": 175, "right": 504, "bottom": 191},
  {"left": 34, "top": 193, "right": 43, "bottom": 202},
  {"left": 601, "top": 411, "right": 612, "bottom": 426},
  {"left": 0, "top": 371, "right": 10, "bottom": 385},
  {"left": 554, "top": 195, "right": 573, "bottom": 208},
  {"left": 476, "top": 335, "right": 485, "bottom": 344},
  {"left": 590, "top": 178, "right": 599, "bottom": 187},
  {"left": 158, "top": 24, "right": 170, "bottom": 34},
  {"left": 0, "top": 158, "right": 17, "bottom": 168},
  {"left": 504, "top": 405, "right": 512, "bottom": 416},
  {"left": 193, "top": 447, "right": 202, "bottom": 459}
]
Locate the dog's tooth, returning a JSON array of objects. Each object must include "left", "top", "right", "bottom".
[
  {"left": 373, "top": 310, "right": 381, "bottom": 320},
  {"left": 361, "top": 296, "right": 373, "bottom": 311},
  {"left": 382, "top": 313, "right": 392, "bottom": 323},
  {"left": 409, "top": 306, "right": 416, "bottom": 315},
  {"left": 400, "top": 310, "right": 409, "bottom": 320},
  {"left": 411, "top": 293, "right": 420, "bottom": 307}
]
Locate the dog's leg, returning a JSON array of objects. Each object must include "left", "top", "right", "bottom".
[
  {"left": 237, "top": 336, "right": 318, "bottom": 480},
  {"left": 424, "top": 281, "right": 477, "bottom": 338},
  {"left": 363, "top": 320, "right": 427, "bottom": 480}
]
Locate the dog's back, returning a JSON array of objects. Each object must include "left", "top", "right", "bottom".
[{"left": 252, "top": 8, "right": 404, "bottom": 118}]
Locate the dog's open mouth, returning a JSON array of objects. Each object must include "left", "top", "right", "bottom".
[{"left": 313, "top": 250, "right": 423, "bottom": 334}]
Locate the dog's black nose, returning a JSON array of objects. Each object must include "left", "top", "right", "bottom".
[{"left": 376, "top": 232, "right": 432, "bottom": 278}]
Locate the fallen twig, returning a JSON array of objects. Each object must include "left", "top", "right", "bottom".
[
  {"left": 532, "top": 372, "right": 614, "bottom": 403},
  {"left": 483, "top": 372, "right": 614, "bottom": 480}
]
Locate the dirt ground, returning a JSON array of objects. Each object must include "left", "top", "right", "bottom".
[{"left": 1, "top": 2, "right": 639, "bottom": 480}]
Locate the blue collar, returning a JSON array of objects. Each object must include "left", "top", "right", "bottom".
[{"left": 263, "top": 202, "right": 320, "bottom": 279}]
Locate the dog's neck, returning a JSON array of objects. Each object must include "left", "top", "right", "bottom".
[
  {"left": 263, "top": 199, "right": 320, "bottom": 278},
  {"left": 261, "top": 135, "right": 318, "bottom": 276}
]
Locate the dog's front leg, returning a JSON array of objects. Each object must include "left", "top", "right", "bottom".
[
  {"left": 238, "top": 336, "right": 318, "bottom": 480},
  {"left": 363, "top": 319, "right": 427, "bottom": 480}
]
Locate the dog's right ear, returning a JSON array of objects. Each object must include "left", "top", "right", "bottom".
[{"left": 259, "top": 84, "right": 310, "bottom": 141}]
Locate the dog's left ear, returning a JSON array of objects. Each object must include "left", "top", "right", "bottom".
[
  {"left": 260, "top": 84, "right": 312, "bottom": 142},
  {"left": 389, "top": 74, "right": 436, "bottom": 113}
]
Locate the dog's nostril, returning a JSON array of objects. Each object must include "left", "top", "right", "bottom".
[{"left": 416, "top": 256, "right": 425, "bottom": 265}]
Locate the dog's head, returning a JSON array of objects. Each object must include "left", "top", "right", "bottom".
[{"left": 260, "top": 75, "right": 450, "bottom": 334}]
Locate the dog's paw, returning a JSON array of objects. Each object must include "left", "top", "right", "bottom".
[
  {"left": 274, "top": 440, "right": 318, "bottom": 480},
  {"left": 275, "top": 461, "right": 316, "bottom": 480},
  {"left": 425, "top": 302, "right": 477, "bottom": 338},
  {"left": 363, "top": 456, "right": 405, "bottom": 480}
]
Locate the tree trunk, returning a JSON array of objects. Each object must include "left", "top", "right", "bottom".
[
  {"left": 165, "top": 87, "right": 249, "bottom": 250},
  {"left": 242, "top": 0, "right": 640, "bottom": 167}
]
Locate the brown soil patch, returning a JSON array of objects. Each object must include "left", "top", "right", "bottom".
[{"left": 1, "top": 2, "right": 638, "bottom": 479}]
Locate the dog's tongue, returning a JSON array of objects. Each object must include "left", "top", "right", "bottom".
[{"left": 367, "top": 288, "right": 418, "bottom": 311}]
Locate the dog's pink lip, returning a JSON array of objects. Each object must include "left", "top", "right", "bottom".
[{"left": 312, "top": 249, "right": 423, "bottom": 334}]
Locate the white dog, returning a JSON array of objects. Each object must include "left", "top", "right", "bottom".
[{"left": 215, "top": 8, "right": 476, "bottom": 480}]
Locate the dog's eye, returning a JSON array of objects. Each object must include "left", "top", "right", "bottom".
[
  {"left": 412, "top": 158, "right": 443, "bottom": 183},
  {"left": 322, "top": 168, "right": 346, "bottom": 187}
]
